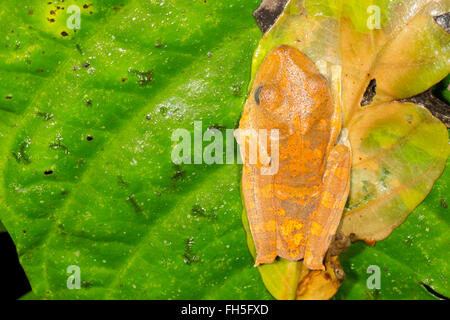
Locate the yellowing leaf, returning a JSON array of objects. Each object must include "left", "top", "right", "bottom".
[
  {"left": 341, "top": 102, "right": 449, "bottom": 243},
  {"left": 242, "top": 0, "right": 449, "bottom": 300}
]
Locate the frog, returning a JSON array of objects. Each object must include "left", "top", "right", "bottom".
[{"left": 237, "top": 45, "right": 351, "bottom": 271}]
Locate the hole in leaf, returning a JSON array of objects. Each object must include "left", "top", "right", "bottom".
[
  {"left": 361, "top": 79, "right": 377, "bottom": 106},
  {"left": 434, "top": 13, "right": 450, "bottom": 34}
]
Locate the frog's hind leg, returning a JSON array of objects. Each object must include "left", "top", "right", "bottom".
[
  {"left": 242, "top": 164, "right": 278, "bottom": 266},
  {"left": 304, "top": 144, "right": 351, "bottom": 270}
]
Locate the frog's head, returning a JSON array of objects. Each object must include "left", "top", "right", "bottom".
[{"left": 252, "top": 45, "right": 327, "bottom": 120}]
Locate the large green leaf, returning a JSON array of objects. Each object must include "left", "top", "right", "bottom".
[{"left": 0, "top": 0, "right": 273, "bottom": 299}]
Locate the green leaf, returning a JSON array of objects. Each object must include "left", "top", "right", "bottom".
[
  {"left": 0, "top": 0, "right": 272, "bottom": 299},
  {"left": 337, "top": 155, "right": 450, "bottom": 300},
  {"left": 0, "top": 220, "right": 6, "bottom": 233}
]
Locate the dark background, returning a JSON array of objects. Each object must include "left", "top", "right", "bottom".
[{"left": 0, "top": 233, "right": 31, "bottom": 299}]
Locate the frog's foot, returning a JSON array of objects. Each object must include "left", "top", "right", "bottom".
[{"left": 303, "top": 144, "right": 351, "bottom": 270}]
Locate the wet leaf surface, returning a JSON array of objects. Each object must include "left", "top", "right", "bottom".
[{"left": 0, "top": 0, "right": 272, "bottom": 299}]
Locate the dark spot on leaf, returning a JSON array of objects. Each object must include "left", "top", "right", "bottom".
[
  {"left": 36, "top": 111, "right": 53, "bottom": 121},
  {"left": 128, "top": 69, "right": 153, "bottom": 86},
  {"left": 126, "top": 195, "right": 142, "bottom": 214},
  {"left": 28, "top": 10, "right": 33, "bottom": 15},
  {"left": 208, "top": 124, "right": 227, "bottom": 132},
  {"left": 146, "top": 114, "right": 152, "bottom": 120},
  {"left": 121, "top": 78, "right": 127, "bottom": 82},
  {"left": 191, "top": 204, "right": 217, "bottom": 220},
  {"left": 85, "top": 99, "right": 92, "bottom": 106},
  {"left": 5, "top": 94, "right": 13, "bottom": 99},
  {"left": 49, "top": 136, "right": 68, "bottom": 154},
  {"left": 86, "top": 135, "right": 94, "bottom": 141},
  {"left": 22, "top": 230, "right": 26, "bottom": 234},
  {"left": 441, "top": 198, "right": 448, "bottom": 209},
  {"left": 154, "top": 39, "right": 162, "bottom": 48},
  {"left": 117, "top": 175, "right": 129, "bottom": 188},
  {"left": 172, "top": 165, "right": 186, "bottom": 181},
  {"left": 76, "top": 43, "right": 83, "bottom": 55},
  {"left": 44, "top": 170, "right": 53, "bottom": 175},
  {"left": 361, "top": 79, "right": 377, "bottom": 106},
  {"left": 50, "top": 10, "right": 56, "bottom": 15},
  {"left": 254, "top": 85, "right": 263, "bottom": 104},
  {"left": 61, "top": 31, "right": 68, "bottom": 37},
  {"left": 12, "top": 138, "right": 31, "bottom": 164},
  {"left": 183, "top": 237, "right": 200, "bottom": 265},
  {"left": 82, "top": 62, "right": 90, "bottom": 68}
]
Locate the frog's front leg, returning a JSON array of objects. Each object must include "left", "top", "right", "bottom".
[{"left": 304, "top": 144, "right": 351, "bottom": 270}]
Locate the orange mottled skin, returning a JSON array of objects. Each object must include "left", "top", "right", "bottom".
[{"left": 239, "top": 45, "right": 351, "bottom": 270}]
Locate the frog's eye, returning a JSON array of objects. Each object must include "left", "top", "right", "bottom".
[
  {"left": 254, "top": 85, "right": 263, "bottom": 104},
  {"left": 259, "top": 84, "right": 283, "bottom": 111}
]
